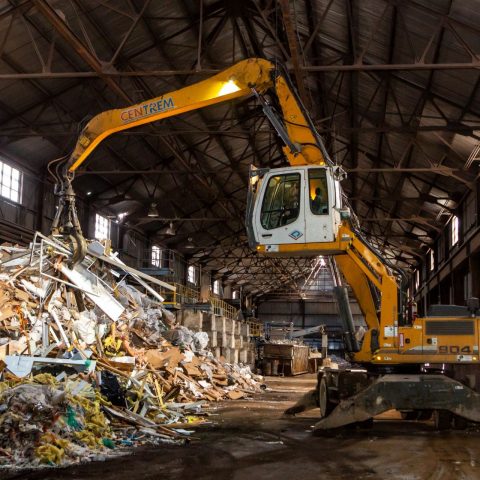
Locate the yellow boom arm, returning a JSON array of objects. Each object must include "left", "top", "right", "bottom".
[
  {"left": 62, "top": 57, "right": 401, "bottom": 366},
  {"left": 67, "top": 58, "right": 326, "bottom": 172},
  {"left": 257, "top": 223, "right": 399, "bottom": 361}
]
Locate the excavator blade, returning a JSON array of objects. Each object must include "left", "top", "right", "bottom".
[{"left": 314, "top": 374, "right": 480, "bottom": 431}]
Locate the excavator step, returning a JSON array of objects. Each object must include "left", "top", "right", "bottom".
[{"left": 314, "top": 374, "right": 480, "bottom": 431}]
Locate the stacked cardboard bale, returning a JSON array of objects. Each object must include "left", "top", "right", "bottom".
[{"left": 178, "top": 310, "right": 256, "bottom": 367}]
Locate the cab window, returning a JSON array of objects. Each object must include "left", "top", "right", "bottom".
[
  {"left": 309, "top": 169, "right": 329, "bottom": 215},
  {"left": 261, "top": 173, "right": 300, "bottom": 230}
]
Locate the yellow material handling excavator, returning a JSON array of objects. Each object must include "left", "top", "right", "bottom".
[{"left": 51, "top": 58, "right": 480, "bottom": 431}]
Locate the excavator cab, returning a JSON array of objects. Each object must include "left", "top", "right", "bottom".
[{"left": 246, "top": 165, "right": 344, "bottom": 253}]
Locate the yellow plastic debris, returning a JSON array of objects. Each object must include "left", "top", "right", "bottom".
[
  {"left": 35, "top": 444, "right": 65, "bottom": 465},
  {"left": 185, "top": 415, "right": 200, "bottom": 423},
  {"left": 68, "top": 394, "right": 112, "bottom": 438},
  {"left": 103, "top": 335, "right": 123, "bottom": 356},
  {"left": 74, "top": 430, "right": 101, "bottom": 448},
  {"left": 33, "top": 373, "right": 58, "bottom": 386},
  {"left": 35, "top": 433, "right": 70, "bottom": 465}
]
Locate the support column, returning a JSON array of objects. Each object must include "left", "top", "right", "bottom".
[
  {"left": 35, "top": 175, "right": 46, "bottom": 233},
  {"left": 470, "top": 252, "right": 480, "bottom": 300},
  {"left": 223, "top": 284, "right": 232, "bottom": 299},
  {"left": 199, "top": 271, "right": 211, "bottom": 302}
]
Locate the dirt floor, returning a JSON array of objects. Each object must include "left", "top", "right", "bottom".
[{"left": 3, "top": 373, "right": 480, "bottom": 480}]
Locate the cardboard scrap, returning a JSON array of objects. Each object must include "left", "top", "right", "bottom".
[
  {"left": 145, "top": 347, "right": 184, "bottom": 369},
  {"left": 182, "top": 363, "right": 202, "bottom": 377},
  {"left": 227, "top": 390, "right": 245, "bottom": 400}
]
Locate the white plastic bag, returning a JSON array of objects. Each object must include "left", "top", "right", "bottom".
[{"left": 73, "top": 310, "right": 97, "bottom": 345}]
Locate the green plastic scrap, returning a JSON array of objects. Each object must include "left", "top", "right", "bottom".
[
  {"left": 102, "top": 438, "right": 115, "bottom": 449},
  {"left": 65, "top": 405, "right": 82, "bottom": 430}
]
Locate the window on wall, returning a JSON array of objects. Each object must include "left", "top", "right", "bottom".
[
  {"left": 187, "top": 265, "right": 196, "bottom": 284},
  {"left": 429, "top": 249, "right": 435, "bottom": 272},
  {"left": 151, "top": 245, "right": 161, "bottom": 267},
  {"left": 0, "top": 160, "right": 22, "bottom": 203},
  {"left": 94, "top": 214, "right": 110, "bottom": 240},
  {"left": 415, "top": 269, "right": 420, "bottom": 290},
  {"left": 451, "top": 215, "right": 459, "bottom": 246},
  {"left": 232, "top": 290, "right": 239, "bottom": 300},
  {"left": 213, "top": 279, "right": 221, "bottom": 295}
]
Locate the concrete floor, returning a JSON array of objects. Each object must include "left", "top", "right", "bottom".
[{"left": 3, "top": 373, "right": 480, "bottom": 480}]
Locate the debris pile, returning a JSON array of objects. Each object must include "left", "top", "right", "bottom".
[
  {"left": 0, "top": 375, "right": 113, "bottom": 466},
  {"left": 0, "top": 233, "right": 262, "bottom": 468}
]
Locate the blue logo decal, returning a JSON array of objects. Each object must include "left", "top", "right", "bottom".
[{"left": 289, "top": 230, "right": 303, "bottom": 240}]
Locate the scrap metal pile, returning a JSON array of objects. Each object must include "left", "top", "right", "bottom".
[{"left": 0, "top": 233, "right": 262, "bottom": 469}]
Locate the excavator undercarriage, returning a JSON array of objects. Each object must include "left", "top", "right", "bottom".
[
  {"left": 286, "top": 363, "right": 480, "bottom": 432},
  {"left": 325, "top": 372, "right": 480, "bottom": 430}
]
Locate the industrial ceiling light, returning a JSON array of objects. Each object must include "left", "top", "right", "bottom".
[
  {"left": 147, "top": 202, "right": 159, "bottom": 218},
  {"left": 163, "top": 222, "right": 176, "bottom": 236},
  {"left": 184, "top": 237, "right": 196, "bottom": 249}
]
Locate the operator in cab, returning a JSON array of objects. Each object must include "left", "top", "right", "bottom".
[{"left": 312, "top": 187, "right": 328, "bottom": 214}]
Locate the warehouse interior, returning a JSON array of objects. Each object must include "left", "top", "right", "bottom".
[{"left": 1, "top": 0, "right": 480, "bottom": 478}]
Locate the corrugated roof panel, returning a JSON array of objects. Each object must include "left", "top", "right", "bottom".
[{"left": 0, "top": 0, "right": 479, "bottom": 281}]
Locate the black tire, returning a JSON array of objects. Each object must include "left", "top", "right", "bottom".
[
  {"left": 319, "top": 376, "right": 334, "bottom": 418},
  {"left": 401, "top": 411, "right": 418, "bottom": 420},
  {"left": 418, "top": 409, "right": 433, "bottom": 421},
  {"left": 433, "top": 410, "right": 452, "bottom": 430},
  {"left": 357, "top": 418, "right": 374, "bottom": 429},
  {"left": 453, "top": 415, "right": 468, "bottom": 430}
]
